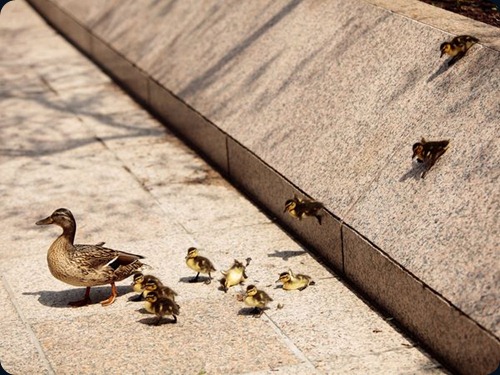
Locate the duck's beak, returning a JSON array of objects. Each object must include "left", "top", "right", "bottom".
[
  {"left": 440, "top": 50, "right": 445, "bottom": 58},
  {"left": 275, "top": 278, "right": 281, "bottom": 283},
  {"left": 36, "top": 216, "right": 53, "bottom": 225}
]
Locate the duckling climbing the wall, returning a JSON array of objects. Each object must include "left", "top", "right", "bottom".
[
  {"left": 185, "top": 247, "right": 216, "bottom": 284},
  {"left": 277, "top": 270, "right": 315, "bottom": 291},
  {"left": 36, "top": 208, "right": 147, "bottom": 306},
  {"left": 144, "top": 291, "right": 180, "bottom": 325},
  {"left": 284, "top": 195, "right": 324, "bottom": 224},
  {"left": 220, "top": 258, "right": 251, "bottom": 292},
  {"left": 412, "top": 138, "right": 449, "bottom": 179},
  {"left": 440, "top": 35, "right": 479, "bottom": 66},
  {"left": 243, "top": 285, "right": 273, "bottom": 317}
]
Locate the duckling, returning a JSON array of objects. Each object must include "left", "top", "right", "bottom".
[
  {"left": 130, "top": 272, "right": 163, "bottom": 301},
  {"left": 220, "top": 258, "right": 251, "bottom": 293},
  {"left": 143, "top": 279, "right": 178, "bottom": 301},
  {"left": 440, "top": 35, "right": 479, "bottom": 66},
  {"left": 277, "top": 270, "right": 315, "bottom": 291},
  {"left": 284, "top": 195, "right": 324, "bottom": 224},
  {"left": 36, "top": 208, "right": 147, "bottom": 307},
  {"left": 412, "top": 138, "right": 450, "bottom": 178},
  {"left": 185, "top": 247, "right": 216, "bottom": 284},
  {"left": 144, "top": 291, "right": 180, "bottom": 325},
  {"left": 244, "top": 285, "right": 273, "bottom": 317}
]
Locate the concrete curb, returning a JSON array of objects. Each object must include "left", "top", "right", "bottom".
[{"left": 25, "top": 1, "right": 500, "bottom": 374}]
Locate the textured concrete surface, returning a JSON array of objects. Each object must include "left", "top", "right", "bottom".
[
  {"left": 29, "top": 0, "right": 499, "bottom": 343},
  {"left": 0, "top": 2, "right": 447, "bottom": 374},
  {"left": 21, "top": 0, "right": 500, "bottom": 373}
]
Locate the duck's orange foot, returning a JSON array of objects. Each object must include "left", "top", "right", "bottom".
[
  {"left": 100, "top": 295, "right": 116, "bottom": 306},
  {"left": 100, "top": 282, "right": 118, "bottom": 307}
]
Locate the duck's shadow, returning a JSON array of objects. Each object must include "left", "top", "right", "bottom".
[
  {"left": 267, "top": 250, "right": 306, "bottom": 261},
  {"left": 23, "top": 285, "right": 131, "bottom": 308}
]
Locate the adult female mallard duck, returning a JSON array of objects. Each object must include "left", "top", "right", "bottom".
[{"left": 36, "top": 208, "right": 147, "bottom": 307}]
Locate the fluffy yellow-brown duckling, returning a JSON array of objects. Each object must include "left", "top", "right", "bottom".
[
  {"left": 277, "top": 270, "right": 315, "bottom": 291},
  {"left": 244, "top": 285, "right": 273, "bottom": 317},
  {"left": 144, "top": 291, "right": 180, "bottom": 325},
  {"left": 143, "top": 279, "right": 178, "bottom": 301},
  {"left": 36, "top": 208, "right": 147, "bottom": 307},
  {"left": 284, "top": 195, "right": 324, "bottom": 225},
  {"left": 440, "top": 35, "right": 479, "bottom": 66},
  {"left": 185, "top": 247, "right": 216, "bottom": 284},
  {"left": 220, "top": 258, "right": 251, "bottom": 293},
  {"left": 131, "top": 272, "right": 163, "bottom": 294},
  {"left": 412, "top": 138, "right": 450, "bottom": 178}
]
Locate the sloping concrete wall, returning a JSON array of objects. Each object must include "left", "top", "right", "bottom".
[{"left": 26, "top": 0, "right": 499, "bottom": 373}]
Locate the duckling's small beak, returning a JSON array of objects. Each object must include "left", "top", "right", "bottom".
[
  {"left": 440, "top": 50, "right": 445, "bottom": 58},
  {"left": 275, "top": 278, "right": 281, "bottom": 283},
  {"left": 283, "top": 206, "right": 288, "bottom": 213},
  {"left": 36, "top": 216, "right": 53, "bottom": 225}
]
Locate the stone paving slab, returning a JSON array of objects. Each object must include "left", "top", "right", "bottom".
[{"left": 0, "top": 2, "right": 447, "bottom": 374}]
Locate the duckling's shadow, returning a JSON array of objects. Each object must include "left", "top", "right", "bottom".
[
  {"left": 237, "top": 307, "right": 262, "bottom": 317},
  {"left": 267, "top": 250, "right": 306, "bottom": 261},
  {"left": 137, "top": 317, "right": 177, "bottom": 325},
  {"left": 427, "top": 61, "right": 451, "bottom": 83},
  {"left": 178, "top": 276, "right": 212, "bottom": 284},
  {"left": 23, "top": 285, "right": 131, "bottom": 308},
  {"left": 399, "top": 164, "right": 425, "bottom": 182}
]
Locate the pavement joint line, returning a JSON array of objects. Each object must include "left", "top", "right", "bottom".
[
  {"left": 1, "top": 273, "right": 56, "bottom": 375},
  {"left": 260, "top": 313, "right": 320, "bottom": 373}
]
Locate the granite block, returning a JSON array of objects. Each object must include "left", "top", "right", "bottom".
[
  {"left": 49, "top": 2, "right": 91, "bottom": 54},
  {"left": 364, "top": 0, "right": 500, "bottom": 49},
  {"left": 0, "top": 318, "right": 51, "bottom": 375},
  {"left": 148, "top": 79, "right": 229, "bottom": 174},
  {"left": 49, "top": 0, "right": 117, "bottom": 29},
  {"left": 227, "top": 138, "right": 343, "bottom": 272},
  {"left": 342, "top": 226, "right": 500, "bottom": 375},
  {"left": 91, "top": 35, "right": 149, "bottom": 104}
]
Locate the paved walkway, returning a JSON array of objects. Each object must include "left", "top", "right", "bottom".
[{"left": 0, "top": 2, "right": 447, "bottom": 374}]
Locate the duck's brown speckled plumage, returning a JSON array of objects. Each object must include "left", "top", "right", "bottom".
[{"left": 36, "top": 208, "right": 146, "bottom": 306}]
